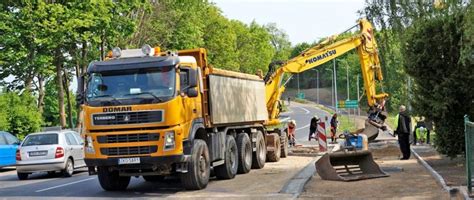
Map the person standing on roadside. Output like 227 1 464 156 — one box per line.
330 114 338 143
395 105 411 160
309 115 320 141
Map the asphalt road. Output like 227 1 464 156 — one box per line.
282 101 332 146
0 103 324 200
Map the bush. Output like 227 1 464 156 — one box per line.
0 92 42 138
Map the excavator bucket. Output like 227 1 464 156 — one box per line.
315 150 389 181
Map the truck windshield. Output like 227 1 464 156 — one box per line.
86 66 176 106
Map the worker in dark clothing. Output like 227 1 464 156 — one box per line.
309 115 320 141
330 114 338 143
395 105 411 160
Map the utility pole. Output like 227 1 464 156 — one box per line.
346 62 349 100
333 59 338 113
317 70 320 104
407 76 412 112
297 73 300 96
357 75 360 116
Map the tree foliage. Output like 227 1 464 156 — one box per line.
0 92 42 138
361 0 473 157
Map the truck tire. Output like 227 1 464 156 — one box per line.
280 131 289 158
180 139 210 190
236 133 252 174
215 135 238 179
17 172 28 180
143 175 165 182
266 133 281 162
251 130 266 169
98 166 130 191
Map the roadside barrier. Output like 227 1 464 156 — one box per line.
464 115 474 193
318 122 327 152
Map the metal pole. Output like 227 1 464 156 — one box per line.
331 69 334 108
346 62 349 100
297 73 300 96
317 70 320 104
407 77 412 112
357 75 360 116
333 59 338 113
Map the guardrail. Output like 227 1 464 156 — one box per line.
465 115 474 193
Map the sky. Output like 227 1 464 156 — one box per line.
211 0 367 45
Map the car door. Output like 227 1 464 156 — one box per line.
3 132 19 166
0 133 10 166
71 132 85 167
65 132 84 168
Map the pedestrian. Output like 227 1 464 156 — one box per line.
287 97 291 106
330 114 338 143
309 115 320 141
287 120 296 146
395 105 411 160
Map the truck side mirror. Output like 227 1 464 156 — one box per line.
187 87 198 97
76 75 85 106
189 68 197 88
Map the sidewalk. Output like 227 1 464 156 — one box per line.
411 144 470 199
299 141 450 199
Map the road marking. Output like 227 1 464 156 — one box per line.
35 177 95 193
296 106 310 114
296 124 309 131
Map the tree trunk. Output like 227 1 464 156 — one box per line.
55 50 66 128
63 70 73 129
37 75 45 114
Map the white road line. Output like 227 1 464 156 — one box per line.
35 177 95 193
296 124 310 131
296 106 310 114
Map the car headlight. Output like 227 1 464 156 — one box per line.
85 135 95 153
164 131 175 150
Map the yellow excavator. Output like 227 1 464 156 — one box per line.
263 18 390 181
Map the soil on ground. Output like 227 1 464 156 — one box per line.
412 145 466 187
299 142 450 199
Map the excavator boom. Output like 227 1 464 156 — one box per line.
264 19 390 182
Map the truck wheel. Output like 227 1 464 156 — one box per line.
236 133 252 174
266 133 281 162
62 158 74 177
143 175 165 182
251 130 266 169
98 167 130 191
281 131 289 158
17 172 28 180
215 135 238 179
180 139 210 190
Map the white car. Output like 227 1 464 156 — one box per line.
16 130 86 180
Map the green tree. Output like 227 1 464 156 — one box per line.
0 92 42 138
265 23 291 62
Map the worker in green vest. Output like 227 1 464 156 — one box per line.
415 126 428 145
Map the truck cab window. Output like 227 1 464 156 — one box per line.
180 68 190 90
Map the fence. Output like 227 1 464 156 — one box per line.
465 115 474 193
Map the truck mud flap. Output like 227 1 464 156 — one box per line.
315 150 389 181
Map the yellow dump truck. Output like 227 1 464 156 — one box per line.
77 46 288 191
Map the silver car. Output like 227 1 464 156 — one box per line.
16 130 85 180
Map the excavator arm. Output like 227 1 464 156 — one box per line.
265 19 388 125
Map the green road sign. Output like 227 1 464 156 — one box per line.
296 92 305 99
337 100 358 108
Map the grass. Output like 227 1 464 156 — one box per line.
293 98 309 104
338 114 357 132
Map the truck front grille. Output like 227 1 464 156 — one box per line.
97 133 159 144
92 110 163 126
100 146 158 156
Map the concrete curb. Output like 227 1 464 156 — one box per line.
279 156 319 199
411 147 471 199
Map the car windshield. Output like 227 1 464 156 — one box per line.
86 66 176 106
22 134 58 146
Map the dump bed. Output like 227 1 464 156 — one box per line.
208 68 268 125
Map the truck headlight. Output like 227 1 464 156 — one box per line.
85 135 95 153
164 131 175 150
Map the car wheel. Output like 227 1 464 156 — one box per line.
17 172 28 180
63 158 74 177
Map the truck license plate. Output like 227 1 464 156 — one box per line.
118 157 140 165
